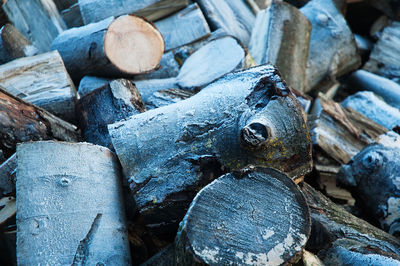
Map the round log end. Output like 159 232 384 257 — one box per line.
104 15 164 75
240 122 272 147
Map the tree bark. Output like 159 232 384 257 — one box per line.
77 76 110 97
134 51 181 80
2 0 66 52
0 51 77 122
0 87 80 157
51 15 165 80
175 168 310 265
249 1 311 92
16 141 131 265
108 65 312 234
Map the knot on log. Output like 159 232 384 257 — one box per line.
240 122 271 147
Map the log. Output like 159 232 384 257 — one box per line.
196 0 255 45
61 3 84 28
108 65 312 233
0 24 38 65
2 0 66 52
134 51 181 80
338 144 400 236
0 87 80 158
342 91 400 129
53 0 77 12
78 0 189 24
0 196 15 226
249 1 311 92
155 3 210 51
0 154 16 196
77 76 110 97
175 168 310 265
51 15 165 80
16 141 131 265
76 79 146 150
354 34 373 55
300 182 400 263
368 0 400 21
300 0 361 92
0 51 77 122
140 244 175 266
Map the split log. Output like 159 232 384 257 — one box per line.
300 0 360 92
338 144 400 236
108 65 312 233
76 79 146 150
51 15 165 80
2 0 66 52
16 141 131 265
354 34 373 55
77 76 110 97
78 0 189 24
249 1 311 92
196 0 255 45
155 3 210 51
175 168 310 265
0 154 16 196
300 182 400 263
309 93 388 164
342 91 400 129
348 70 400 109
61 3 84 28
0 87 80 158
0 24 38 65
0 51 77 122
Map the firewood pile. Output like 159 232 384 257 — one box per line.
1 0 400 265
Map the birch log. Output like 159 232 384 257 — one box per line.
249 1 311 92
0 51 77 122
0 24 38 65
78 0 189 24
108 65 312 233
175 168 310 265
16 141 131 265
51 15 165 80
2 0 66 52
0 87 80 158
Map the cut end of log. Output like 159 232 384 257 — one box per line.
104 15 164 74
240 121 271 147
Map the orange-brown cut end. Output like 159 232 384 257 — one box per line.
104 15 165 74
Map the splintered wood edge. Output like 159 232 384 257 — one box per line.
104 15 165 74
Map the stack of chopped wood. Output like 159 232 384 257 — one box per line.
1 0 400 265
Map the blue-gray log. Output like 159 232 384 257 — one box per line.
108 65 312 234
0 154 16 196
76 79 145 151
77 76 110 97
301 182 400 263
338 144 400 236
51 15 165 80
300 0 360 92
175 168 310 265
16 141 131 265
249 1 311 92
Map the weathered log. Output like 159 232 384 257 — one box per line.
0 24 38 65
196 0 255 45
53 0 77 12
309 93 388 164
78 0 189 24
61 3 84 28
77 79 146 150
135 51 181 80
0 51 77 122
0 87 80 158
0 154 16 196
144 88 194 110
51 15 165 80
155 3 210 51
354 34 373 56
77 76 110 97
300 0 361 92
16 141 131 265
249 1 311 92
2 0 66 52
342 91 400 129
300 182 400 263
140 244 175 266
108 65 312 233
175 168 310 265
0 196 15 226
338 144 400 236
370 15 390 40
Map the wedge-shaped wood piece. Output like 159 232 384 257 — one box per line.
77 79 146 150
2 0 66 52
175 168 310 265
0 24 38 65
301 0 360 92
78 0 189 24
155 3 210 51
51 15 165 80
0 51 77 122
249 1 311 92
16 141 131 265
109 65 312 232
0 87 80 157
0 154 16 196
